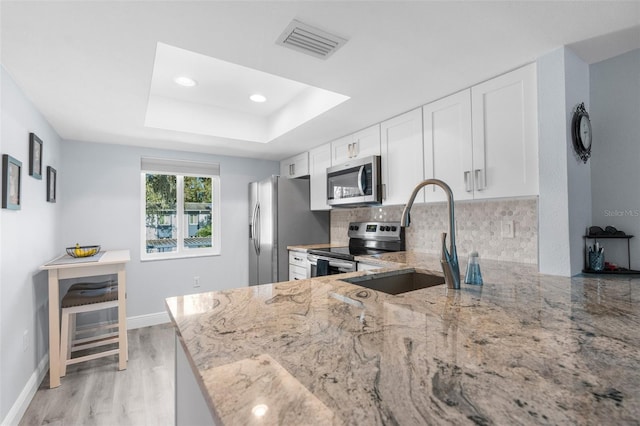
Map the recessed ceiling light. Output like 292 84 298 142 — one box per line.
250 94 267 103
174 76 197 87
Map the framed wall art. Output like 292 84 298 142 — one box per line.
47 166 57 203
29 132 43 179
2 154 22 210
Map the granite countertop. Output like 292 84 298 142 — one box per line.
166 252 640 425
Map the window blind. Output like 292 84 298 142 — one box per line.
140 157 220 176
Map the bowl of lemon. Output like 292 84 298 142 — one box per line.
66 244 101 258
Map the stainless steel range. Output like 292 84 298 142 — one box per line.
307 221 405 277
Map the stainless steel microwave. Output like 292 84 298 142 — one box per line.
327 155 382 207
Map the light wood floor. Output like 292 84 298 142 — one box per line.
20 324 175 426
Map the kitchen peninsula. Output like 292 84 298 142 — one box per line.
166 252 640 425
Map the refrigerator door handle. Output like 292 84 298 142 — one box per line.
255 204 261 255
250 203 258 241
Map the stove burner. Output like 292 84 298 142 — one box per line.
308 221 405 261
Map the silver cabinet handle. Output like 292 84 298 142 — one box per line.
474 169 485 191
464 171 473 192
293 256 303 262
348 143 353 158
292 163 295 176
353 141 359 157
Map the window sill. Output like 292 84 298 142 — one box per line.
141 250 221 262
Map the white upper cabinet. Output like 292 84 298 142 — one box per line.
423 64 539 202
381 108 424 205
308 143 332 211
423 89 474 202
470 63 539 199
331 124 381 165
280 152 309 179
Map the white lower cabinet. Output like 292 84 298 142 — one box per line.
288 251 309 280
380 108 425 205
308 143 332 211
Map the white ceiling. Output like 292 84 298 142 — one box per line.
1 1 639 161
144 42 349 143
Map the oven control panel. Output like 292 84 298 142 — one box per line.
347 222 402 240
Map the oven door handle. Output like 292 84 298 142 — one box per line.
330 261 355 269
307 255 354 271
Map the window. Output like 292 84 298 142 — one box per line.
141 158 220 260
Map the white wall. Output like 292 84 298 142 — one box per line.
1 67 62 424
590 49 640 270
60 140 278 321
564 49 591 275
537 47 591 276
537 48 572 276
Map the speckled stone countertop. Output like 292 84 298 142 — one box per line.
166 252 640 425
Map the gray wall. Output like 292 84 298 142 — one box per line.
60 140 279 320
590 48 640 270
0 67 62 423
0 64 278 422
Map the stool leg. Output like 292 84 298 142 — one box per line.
117 268 127 370
60 309 70 377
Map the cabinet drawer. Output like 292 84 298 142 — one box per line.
289 251 308 268
289 264 307 281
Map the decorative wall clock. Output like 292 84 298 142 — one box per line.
571 102 592 163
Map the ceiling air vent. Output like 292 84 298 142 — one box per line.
276 19 347 60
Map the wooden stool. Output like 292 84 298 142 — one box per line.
59 282 127 376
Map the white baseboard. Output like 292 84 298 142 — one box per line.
127 311 170 329
1 354 49 426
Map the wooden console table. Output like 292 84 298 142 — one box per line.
40 249 130 388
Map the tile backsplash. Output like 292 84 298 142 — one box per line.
330 198 538 264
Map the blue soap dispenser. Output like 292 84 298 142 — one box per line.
464 251 483 285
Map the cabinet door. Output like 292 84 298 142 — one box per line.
330 134 352 165
381 108 424 205
309 144 332 210
331 124 381 165
423 90 473 202
352 124 381 159
280 152 309 178
289 264 307 281
471 63 538 199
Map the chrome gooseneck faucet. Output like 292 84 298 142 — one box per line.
400 179 460 289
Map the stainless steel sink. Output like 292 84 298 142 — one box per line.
340 269 444 295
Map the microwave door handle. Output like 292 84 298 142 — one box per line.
357 165 366 196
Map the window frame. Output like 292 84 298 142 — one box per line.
140 160 221 261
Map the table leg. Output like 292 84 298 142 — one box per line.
48 270 61 388
117 266 127 370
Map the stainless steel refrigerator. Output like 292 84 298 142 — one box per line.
249 176 329 285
